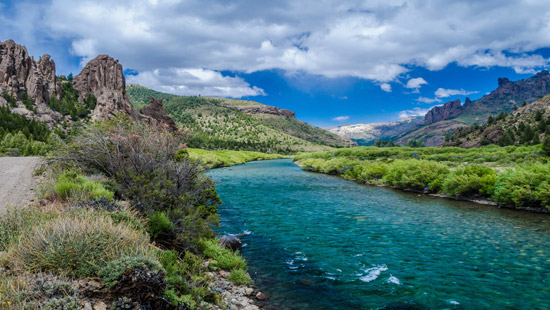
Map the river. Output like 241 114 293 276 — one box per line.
207 159 550 309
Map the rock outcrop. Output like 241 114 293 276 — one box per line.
0 40 65 127
140 96 179 132
73 55 138 121
233 105 295 118
0 40 61 104
424 99 462 124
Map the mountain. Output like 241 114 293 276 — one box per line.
444 94 550 148
396 71 550 146
127 85 353 153
326 71 550 147
327 116 423 145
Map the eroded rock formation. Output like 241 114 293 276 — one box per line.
140 96 179 132
73 55 138 121
233 105 295 118
424 99 462 125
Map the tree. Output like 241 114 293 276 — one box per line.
543 135 550 156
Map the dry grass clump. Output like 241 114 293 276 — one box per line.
14 212 153 278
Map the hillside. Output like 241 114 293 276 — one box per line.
445 94 550 148
327 116 423 145
127 85 352 153
395 71 550 146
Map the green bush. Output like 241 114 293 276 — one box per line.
15 214 152 277
148 212 174 239
199 239 246 270
442 166 497 198
383 160 449 192
346 161 389 183
99 256 163 288
493 165 550 209
227 269 252 285
159 250 217 308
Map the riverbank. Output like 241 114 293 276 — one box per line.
186 148 288 169
294 145 550 213
0 120 265 309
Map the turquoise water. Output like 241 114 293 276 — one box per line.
207 159 550 309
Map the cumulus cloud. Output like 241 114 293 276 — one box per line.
398 107 432 119
435 88 479 98
127 68 266 98
405 77 428 89
3 0 550 93
332 116 350 122
416 97 443 104
380 83 392 92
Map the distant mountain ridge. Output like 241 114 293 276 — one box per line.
327 116 423 145
329 70 550 146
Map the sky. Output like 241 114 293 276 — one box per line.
1 0 550 127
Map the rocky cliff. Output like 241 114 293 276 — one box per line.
232 105 295 118
0 40 61 104
140 96 179 132
0 40 64 126
73 55 138 121
424 99 462 124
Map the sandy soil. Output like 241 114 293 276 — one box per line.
0 157 42 212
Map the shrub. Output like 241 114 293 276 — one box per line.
441 166 497 198
227 269 252 285
347 161 389 183
199 239 246 270
55 118 221 252
383 160 449 192
493 165 550 209
15 214 152 277
99 256 164 289
159 250 216 308
148 212 175 239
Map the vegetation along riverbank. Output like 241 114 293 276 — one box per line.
0 118 265 309
294 145 550 213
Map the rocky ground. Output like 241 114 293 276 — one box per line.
206 259 267 310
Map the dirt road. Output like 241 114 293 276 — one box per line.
0 157 42 211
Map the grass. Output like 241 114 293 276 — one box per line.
14 211 153 277
199 239 247 270
228 269 252 285
186 148 288 168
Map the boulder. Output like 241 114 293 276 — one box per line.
219 234 242 250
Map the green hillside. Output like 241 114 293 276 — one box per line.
126 85 348 153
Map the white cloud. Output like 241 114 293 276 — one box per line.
127 68 266 98
405 77 427 89
380 83 392 92
332 115 350 122
435 88 478 98
416 97 443 104
398 107 432 119
3 0 550 88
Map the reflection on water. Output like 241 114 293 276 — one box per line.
208 159 550 310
